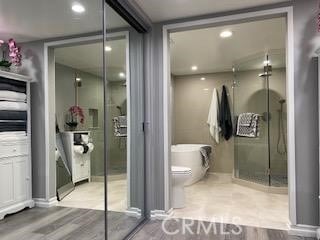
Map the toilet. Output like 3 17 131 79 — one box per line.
171 166 192 209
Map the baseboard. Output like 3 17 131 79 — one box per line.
207 172 232 176
125 207 142 218
33 197 58 208
232 176 288 194
150 208 173 220
91 174 126 182
91 176 104 182
288 224 318 238
0 200 34 220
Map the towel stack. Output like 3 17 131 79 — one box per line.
113 115 127 137
236 113 259 138
0 77 27 136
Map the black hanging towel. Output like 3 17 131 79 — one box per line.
219 85 233 140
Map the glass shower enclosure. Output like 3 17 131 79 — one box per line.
233 51 287 187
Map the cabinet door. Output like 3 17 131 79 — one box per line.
13 156 28 202
0 159 14 208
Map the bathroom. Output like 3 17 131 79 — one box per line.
54 38 128 212
169 17 289 229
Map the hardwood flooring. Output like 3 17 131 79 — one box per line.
0 207 316 240
0 207 140 240
131 219 316 240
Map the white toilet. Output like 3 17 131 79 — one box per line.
171 166 192 209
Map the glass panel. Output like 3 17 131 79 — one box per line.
268 52 288 187
2 0 106 237
104 3 145 240
233 54 269 185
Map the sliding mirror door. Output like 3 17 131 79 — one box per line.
104 2 146 239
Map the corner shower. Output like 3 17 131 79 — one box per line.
233 51 287 188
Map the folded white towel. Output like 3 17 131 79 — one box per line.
0 90 26 102
0 131 26 136
0 101 28 111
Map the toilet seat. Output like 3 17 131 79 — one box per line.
172 166 192 175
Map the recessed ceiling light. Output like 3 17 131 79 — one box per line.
203 88 209 91
105 46 112 52
201 77 206 81
119 72 126 78
220 30 233 38
72 3 85 13
191 65 198 71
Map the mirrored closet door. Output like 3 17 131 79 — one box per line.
104 2 146 239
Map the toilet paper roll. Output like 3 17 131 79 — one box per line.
74 145 84 154
87 143 94 153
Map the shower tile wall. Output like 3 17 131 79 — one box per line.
106 82 127 175
55 64 127 177
173 72 234 173
172 68 286 176
55 63 104 176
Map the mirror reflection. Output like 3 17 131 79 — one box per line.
0 1 145 239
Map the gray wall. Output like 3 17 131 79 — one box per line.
144 1 319 226
144 24 166 213
19 42 46 199
293 0 319 226
172 72 235 173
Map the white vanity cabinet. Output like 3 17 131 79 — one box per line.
0 71 34 220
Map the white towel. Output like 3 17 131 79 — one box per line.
0 101 28 111
0 131 26 136
0 90 26 102
207 88 220 144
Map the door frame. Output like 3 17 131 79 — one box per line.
162 6 296 225
43 31 131 207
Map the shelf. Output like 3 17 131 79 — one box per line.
0 70 32 83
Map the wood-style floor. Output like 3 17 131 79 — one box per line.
0 207 316 240
131 219 316 240
0 207 140 240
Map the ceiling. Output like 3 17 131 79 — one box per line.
0 0 129 43
170 17 286 75
132 0 291 22
55 39 126 81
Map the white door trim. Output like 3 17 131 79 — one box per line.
162 6 296 225
44 31 131 205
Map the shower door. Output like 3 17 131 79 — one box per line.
268 52 287 187
234 52 287 187
233 54 270 185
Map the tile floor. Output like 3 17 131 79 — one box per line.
57 176 127 212
172 173 289 230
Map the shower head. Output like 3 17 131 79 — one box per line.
279 99 286 104
259 72 272 77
